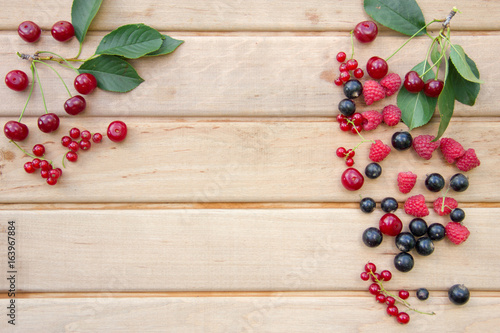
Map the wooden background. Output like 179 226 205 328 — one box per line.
1 0 500 331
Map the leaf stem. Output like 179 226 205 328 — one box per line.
74 42 83 59
33 60 72 98
10 140 53 165
32 63 49 115
18 63 36 122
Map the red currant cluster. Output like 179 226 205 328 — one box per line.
334 52 363 86
336 113 363 134
335 146 355 167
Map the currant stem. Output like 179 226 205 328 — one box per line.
32 63 49 115
33 60 72 98
18 64 36 122
10 140 53 165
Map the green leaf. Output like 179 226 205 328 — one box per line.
397 61 437 130
449 53 481 106
430 42 441 66
78 55 144 92
71 0 103 44
436 56 454 140
95 24 163 59
146 35 184 57
449 44 484 84
364 0 426 36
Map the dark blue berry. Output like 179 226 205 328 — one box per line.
365 162 382 179
362 227 383 247
343 79 363 99
360 197 376 213
394 252 414 272
427 223 446 241
338 99 356 116
391 131 413 151
450 173 469 192
448 284 470 305
409 218 428 237
415 237 434 256
450 208 465 222
381 197 398 213
425 173 445 192
416 288 429 301
395 232 416 252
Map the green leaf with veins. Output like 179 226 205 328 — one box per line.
436 54 454 140
146 35 184 57
449 53 481 106
363 0 426 36
449 44 484 84
71 0 103 44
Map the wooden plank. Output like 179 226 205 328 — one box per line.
1 118 498 203
1 294 499 332
1 208 498 292
0 1 498 31
0 33 497 117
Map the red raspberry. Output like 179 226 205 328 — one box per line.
434 197 458 216
440 138 465 164
363 80 385 106
397 171 417 194
445 222 470 245
455 148 480 172
413 135 440 160
369 140 391 162
404 194 429 217
361 110 383 131
380 73 402 96
382 104 401 126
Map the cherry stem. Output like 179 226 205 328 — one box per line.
33 60 72 98
385 19 441 62
32 63 49 115
442 7 459 29
349 30 355 59
35 51 80 73
74 42 83 59
18 63 36 122
10 140 53 165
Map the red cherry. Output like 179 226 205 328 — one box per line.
353 21 378 43
379 213 403 236
18 21 41 43
403 71 425 93
51 21 75 42
423 79 444 98
74 73 98 95
107 121 128 142
341 168 364 191
4 121 29 141
64 95 86 115
37 113 60 133
366 56 388 80
5 70 29 91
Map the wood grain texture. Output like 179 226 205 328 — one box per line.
1 33 497 117
1 295 499 332
1 208 498 292
1 118 497 203
0 0 498 31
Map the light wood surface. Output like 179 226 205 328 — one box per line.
1 0 499 332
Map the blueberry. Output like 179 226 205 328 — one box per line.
343 79 363 99
450 173 469 192
425 173 445 192
415 237 435 256
448 284 470 305
395 232 416 252
365 163 382 179
409 218 428 237
338 99 356 116
362 227 383 247
391 131 413 151
427 223 446 241
360 197 376 213
416 288 430 301
450 208 465 222
381 197 398 213
394 252 414 272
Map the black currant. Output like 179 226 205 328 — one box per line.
416 288 430 301
395 232 416 252
365 162 382 179
338 98 356 117
381 197 398 213
394 252 414 272
450 208 465 222
409 218 428 237
425 173 445 192
448 284 470 305
360 197 376 213
450 173 469 192
343 79 363 99
427 223 446 241
415 237 435 256
391 131 413 151
362 227 383 247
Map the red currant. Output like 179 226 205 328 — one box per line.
4 121 29 141
74 73 98 95
366 56 388 80
376 294 386 303
345 158 354 167
336 147 347 158
24 162 35 173
397 312 410 324
38 113 60 133
339 63 347 72
64 95 86 115
5 70 29 91
353 68 364 79
41 170 50 179
346 149 355 158
81 130 91 141
79 140 91 151
371 272 382 282
346 59 358 71
32 158 41 169
403 71 424 93
339 71 350 82
336 52 347 63
336 114 346 123
360 272 370 281
341 167 364 191
61 136 72 147
399 290 410 300
107 121 128 142
51 21 75 42
32 144 45 157
49 168 61 179
350 124 362 135
334 78 343 86
66 151 78 162
68 141 80 152
18 21 42 43
339 122 351 132
423 79 444 98
380 270 392 282
92 133 103 143
385 296 396 306
40 160 51 171
69 128 80 139
387 305 399 316
353 21 378 43
368 283 381 295
46 177 58 186
351 113 364 126
365 263 376 273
